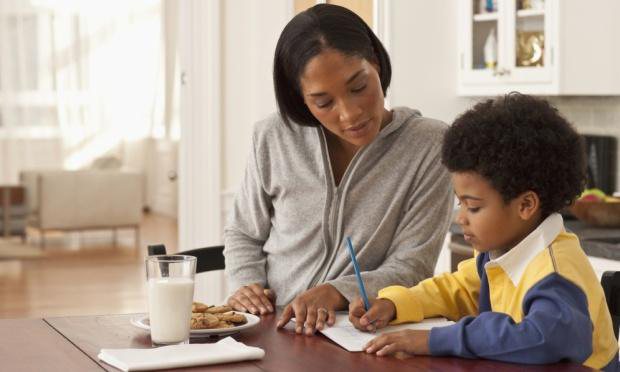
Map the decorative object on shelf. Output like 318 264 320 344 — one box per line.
484 28 497 69
479 0 497 14
530 0 545 10
516 31 544 67
519 0 545 10
519 0 531 10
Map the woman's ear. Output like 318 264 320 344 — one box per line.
517 191 540 220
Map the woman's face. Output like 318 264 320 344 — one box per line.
299 49 389 149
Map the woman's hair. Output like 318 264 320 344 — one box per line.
273 4 391 127
442 92 587 217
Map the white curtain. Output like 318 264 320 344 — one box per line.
0 0 166 183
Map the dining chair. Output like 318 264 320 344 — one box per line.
601 271 620 340
147 244 225 273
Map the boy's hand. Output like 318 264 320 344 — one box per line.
364 329 430 356
348 297 396 332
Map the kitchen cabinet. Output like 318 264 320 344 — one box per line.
457 0 620 96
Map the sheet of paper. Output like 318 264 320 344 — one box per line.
319 313 454 352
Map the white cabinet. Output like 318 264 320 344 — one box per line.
457 0 620 96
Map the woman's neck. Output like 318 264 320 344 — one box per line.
326 131 358 161
380 108 393 130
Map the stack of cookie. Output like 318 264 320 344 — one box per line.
191 302 247 329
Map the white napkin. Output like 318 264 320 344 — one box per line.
97 337 265 371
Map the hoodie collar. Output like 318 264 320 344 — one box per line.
376 106 421 138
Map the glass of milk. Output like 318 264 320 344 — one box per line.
146 255 196 346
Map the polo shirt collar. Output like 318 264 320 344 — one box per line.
485 213 564 286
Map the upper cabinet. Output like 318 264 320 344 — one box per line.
457 0 620 96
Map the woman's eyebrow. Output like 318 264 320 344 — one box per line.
345 69 364 84
306 69 365 97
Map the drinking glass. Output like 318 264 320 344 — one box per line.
146 255 196 346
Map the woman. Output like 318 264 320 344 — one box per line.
224 4 452 336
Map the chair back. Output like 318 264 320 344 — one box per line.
601 271 620 340
147 244 225 273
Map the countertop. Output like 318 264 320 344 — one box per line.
449 218 620 261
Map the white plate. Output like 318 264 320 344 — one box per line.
130 313 260 337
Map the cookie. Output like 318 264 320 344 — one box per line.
191 312 219 329
206 305 233 314
216 311 247 324
192 302 209 313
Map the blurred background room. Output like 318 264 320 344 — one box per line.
2 0 620 320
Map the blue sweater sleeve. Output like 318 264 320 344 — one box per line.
428 273 593 364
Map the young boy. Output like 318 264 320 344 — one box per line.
349 93 619 370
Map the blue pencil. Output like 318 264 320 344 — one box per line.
345 236 371 311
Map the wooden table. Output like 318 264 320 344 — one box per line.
0 310 593 372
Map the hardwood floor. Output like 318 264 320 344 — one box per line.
0 213 178 319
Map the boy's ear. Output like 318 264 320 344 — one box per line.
517 191 540 220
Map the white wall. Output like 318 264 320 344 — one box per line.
222 0 292 193
178 0 291 305
387 1 474 124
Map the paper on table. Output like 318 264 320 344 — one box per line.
98 336 264 371
319 313 454 352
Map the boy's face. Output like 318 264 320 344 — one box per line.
452 171 538 253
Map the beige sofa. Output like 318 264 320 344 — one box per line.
20 170 143 248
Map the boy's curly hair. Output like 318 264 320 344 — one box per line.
442 92 587 217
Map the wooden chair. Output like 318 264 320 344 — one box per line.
601 271 620 340
147 244 225 273
0 186 27 240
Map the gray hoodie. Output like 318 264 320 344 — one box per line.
224 107 453 305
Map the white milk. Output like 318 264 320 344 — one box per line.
148 277 194 344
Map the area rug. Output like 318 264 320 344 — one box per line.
0 239 44 259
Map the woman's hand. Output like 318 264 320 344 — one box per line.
364 329 430 356
227 283 276 315
349 297 396 332
276 283 347 335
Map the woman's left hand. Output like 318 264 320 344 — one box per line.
276 283 347 335
364 329 430 356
